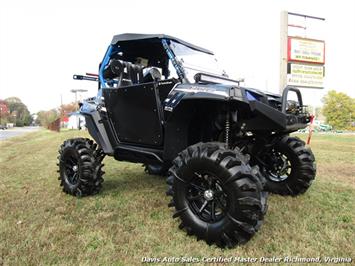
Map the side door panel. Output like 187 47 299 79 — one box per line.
103 83 163 146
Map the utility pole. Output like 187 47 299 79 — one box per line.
279 11 288 93
70 89 88 109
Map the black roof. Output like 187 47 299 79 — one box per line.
111 33 214 55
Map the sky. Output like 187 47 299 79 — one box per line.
0 0 354 113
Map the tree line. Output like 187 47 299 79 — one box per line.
321 90 355 130
0 97 77 127
1 92 354 130
0 97 32 126
36 102 77 127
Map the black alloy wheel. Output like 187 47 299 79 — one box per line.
167 142 268 248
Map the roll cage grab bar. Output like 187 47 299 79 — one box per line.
99 45 118 88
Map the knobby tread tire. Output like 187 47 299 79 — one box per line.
57 138 105 196
264 136 316 196
166 142 268 248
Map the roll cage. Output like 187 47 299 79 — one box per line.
98 34 215 89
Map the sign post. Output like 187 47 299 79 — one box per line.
279 11 325 93
279 11 289 93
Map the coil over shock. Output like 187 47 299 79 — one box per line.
225 111 230 148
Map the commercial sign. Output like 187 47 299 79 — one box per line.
287 63 324 88
288 37 325 64
280 12 325 90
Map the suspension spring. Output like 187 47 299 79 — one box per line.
225 111 230 148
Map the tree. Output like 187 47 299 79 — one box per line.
36 109 59 127
4 97 33 126
322 90 355 130
0 100 10 125
59 102 78 118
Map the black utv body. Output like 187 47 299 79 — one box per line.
58 34 316 248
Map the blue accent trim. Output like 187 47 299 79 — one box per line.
246 91 257 101
99 45 113 87
162 40 174 60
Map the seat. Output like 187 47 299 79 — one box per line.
104 59 144 87
126 62 144 84
143 67 162 83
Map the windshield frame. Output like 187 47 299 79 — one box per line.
167 40 226 82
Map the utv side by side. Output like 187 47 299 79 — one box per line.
58 34 316 248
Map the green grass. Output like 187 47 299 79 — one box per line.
0 130 354 265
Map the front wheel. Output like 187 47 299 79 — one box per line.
260 136 316 196
57 138 105 196
167 142 267 248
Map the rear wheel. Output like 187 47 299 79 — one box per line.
57 138 105 196
167 142 267 248
260 136 316 196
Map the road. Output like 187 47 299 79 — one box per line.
0 126 41 141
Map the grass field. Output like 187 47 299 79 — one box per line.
0 130 354 265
